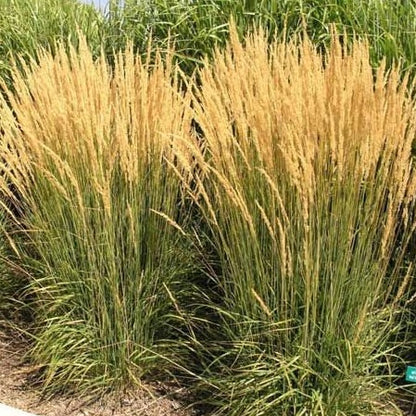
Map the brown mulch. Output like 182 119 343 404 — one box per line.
0 324 198 416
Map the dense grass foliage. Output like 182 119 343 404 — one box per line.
0 40 197 394
184 27 416 415
1 0 415 87
105 0 416 77
0 0 103 90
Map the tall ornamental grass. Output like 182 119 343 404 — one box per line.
0 40 196 394
186 27 416 415
0 0 104 325
105 0 416 78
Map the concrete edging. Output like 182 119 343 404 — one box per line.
0 403 38 416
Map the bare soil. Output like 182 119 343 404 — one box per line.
0 324 197 416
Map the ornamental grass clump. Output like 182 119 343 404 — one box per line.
0 39 196 394
187 26 416 415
